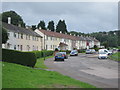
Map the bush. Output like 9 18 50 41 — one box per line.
78 49 85 53
30 50 54 58
2 49 36 67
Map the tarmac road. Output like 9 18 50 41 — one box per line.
44 53 119 88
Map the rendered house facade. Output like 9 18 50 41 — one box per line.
2 22 43 51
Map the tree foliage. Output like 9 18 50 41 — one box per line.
37 20 46 30
2 27 9 44
56 20 67 33
2 10 25 27
31 25 36 31
47 21 55 31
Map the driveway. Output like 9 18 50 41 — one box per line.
44 53 119 88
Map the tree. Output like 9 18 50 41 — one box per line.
2 27 9 44
102 41 109 48
31 25 36 31
2 10 25 27
56 20 67 33
37 20 46 30
47 21 55 31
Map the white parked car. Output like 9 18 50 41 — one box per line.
70 50 78 56
98 52 108 59
98 49 112 55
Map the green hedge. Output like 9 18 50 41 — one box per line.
29 50 54 59
78 49 86 53
2 49 36 67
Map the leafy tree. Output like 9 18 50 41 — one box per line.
102 41 109 48
69 31 79 36
2 10 25 27
2 27 9 44
31 25 36 31
37 20 46 30
56 20 67 33
47 21 55 31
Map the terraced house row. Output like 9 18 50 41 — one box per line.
2 21 100 51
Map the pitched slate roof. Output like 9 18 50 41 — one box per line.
2 22 42 37
39 29 80 40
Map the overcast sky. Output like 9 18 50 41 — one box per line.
2 2 118 33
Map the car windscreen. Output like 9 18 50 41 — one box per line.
99 52 106 54
55 53 62 56
60 52 66 54
86 49 91 51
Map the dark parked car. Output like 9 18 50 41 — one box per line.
54 52 64 61
60 52 68 59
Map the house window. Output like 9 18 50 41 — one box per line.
20 45 23 51
21 34 23 39
18 33 20 39
8 32 10 37
18 45 19 50
14 33 16 38
46 45 48 50
33 45 35 51
51 45 52 49
53 45 54 50
14 45 16 50
37 46 38 50
29 35 30 40
46 36 48 40
7 43 11 49
26 35 27 40
32 36 34 40
27 45 30 51
37 37 38 41
51 37 52 40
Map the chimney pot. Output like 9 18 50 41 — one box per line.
8 17 11 24
39 27 41 29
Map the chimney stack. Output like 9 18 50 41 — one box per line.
18 24 21 27
39 27 41 29
8 17 11 24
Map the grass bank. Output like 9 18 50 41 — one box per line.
2 61 98 88
109 52 120 61
35 56 53 69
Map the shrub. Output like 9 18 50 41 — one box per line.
78 49 86 53
59 50 71 54
2 49 36 67
29 50 54 58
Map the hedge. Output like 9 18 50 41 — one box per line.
29 50 54 59
78 49 86 53
2 49 36 67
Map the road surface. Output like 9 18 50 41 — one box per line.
44 53 119 88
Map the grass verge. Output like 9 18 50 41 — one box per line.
2 61 98 88
35 56 53 69
109 52 120 61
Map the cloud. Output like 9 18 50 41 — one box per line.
2 2 118 33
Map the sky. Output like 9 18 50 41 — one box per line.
2 2 118 33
